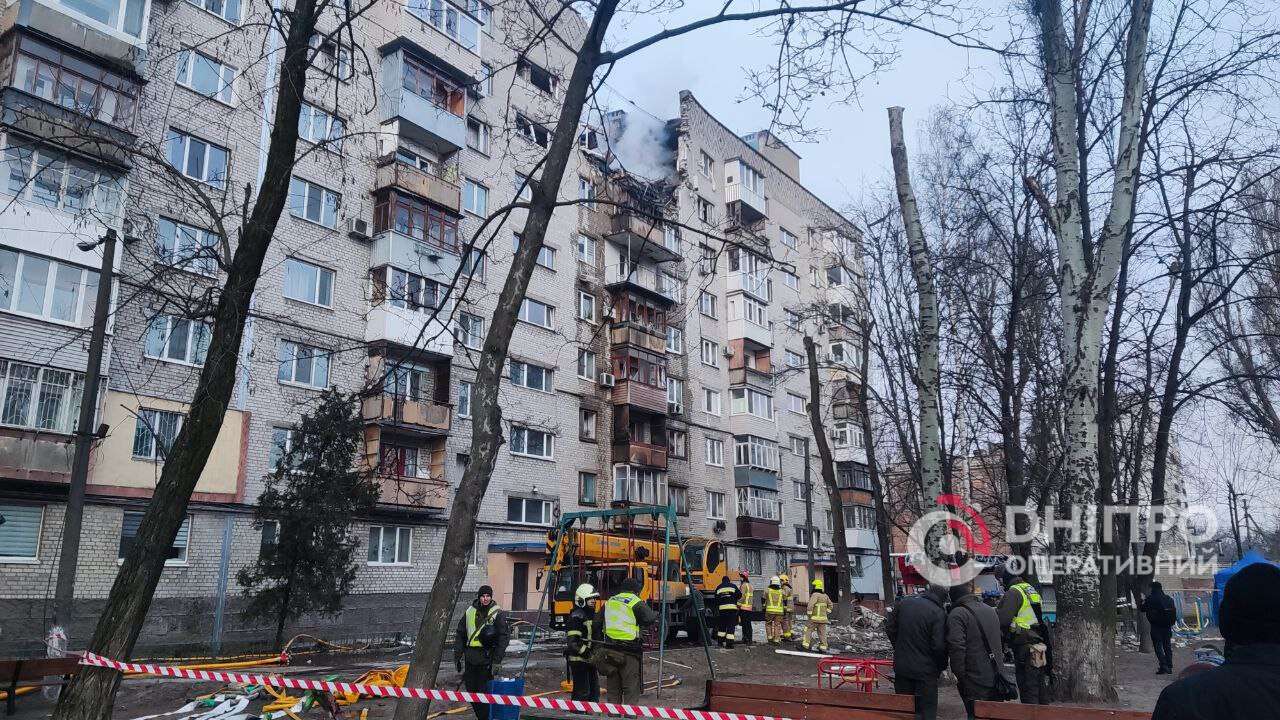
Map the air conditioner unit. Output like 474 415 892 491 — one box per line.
598 373 616 388
722 345 735 359
347 217 371 240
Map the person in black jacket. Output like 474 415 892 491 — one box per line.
1152 562 1280 720
885 584 949 720
1141 581 1178 674
714 575 741 649
566 583 601 701
947 582 1006 719
454 586 510 720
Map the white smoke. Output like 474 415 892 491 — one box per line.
602 110 675 182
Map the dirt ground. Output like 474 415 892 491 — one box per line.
10 629 1205 719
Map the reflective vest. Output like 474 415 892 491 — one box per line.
1009 582 1041 631
810 592 831 623
716 584 739 611
465 604 501 647
738 582 754 611
566 611 594 662
765 587 785 614
782 585 794 612
604 592 642 641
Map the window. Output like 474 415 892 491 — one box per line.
259 520 279 552
666 377 684 414
810 266 821 286
666 326 684 354
513 173 533 201
368 525 412 564
698 151 714 178
576 234 597 265
743 548 762 575
120 512 189 562
288 177 339 227
785 350 804 368
309 33 353 80
0 361 86 434
457 381 471 417
277 340 330 388
697 196 714 224
458 312 484 349
782 270 799 290
145 314 211 365
578 472 598 506
671 486 689 516
577 349 596 380
844 504 877 530
706 491 725 520
577 291 596 322
267 427 297 470
667 429 687 459
705 437 723 467
13 36 139 127
283 258 334 307
827 265 854 288
516 58 558 95
579 408 597 441
795 526 820 548
375 191 459 251
698 291 717 318
377 267 440 312
510 425 554 459
513 233 556 269
730 388 773 420
830 341 851 365
734 435 779 471
793 480 810 501
518 299 555 329
787 393 806 415
156 218 218 276
462 250 486 281
3 138 123 216
702 388 721 416
0 503 43 561
0 249 100 325
508 360 552 392
187 0 239 22
786 310 802 329
380 443 429 478
515 113 551 148
834 422 865 449
789 436 806 455
175 49 235 103
507 496 553 525
780 229 797 250
57 0 147 37
165 129 228 188
578 176 596 208
466 117 490 153
700 339 720 367
738 487 782 521
458 178 489 216
612 466 667 506
131 409 182 461
700 244 716 275
478 62 493 95
737 161 763 194
405 0 481 51
659 272 681 302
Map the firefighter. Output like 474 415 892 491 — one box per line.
803 579 832 653
764 576 786 644
594 578 657 704
715 574 741 648
780 574 795 641
737 570 755 645
566 583 600 701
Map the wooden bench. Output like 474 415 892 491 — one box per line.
706 680 915 720
0 657 82 715
974 701 1151 720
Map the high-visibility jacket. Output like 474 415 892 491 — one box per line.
809 592 832 623
465 604 501 647
1009 582 1041 631
738 581 754 611
782 585 794 612
765 587 785 614
604 592 643 641
716 583 740 611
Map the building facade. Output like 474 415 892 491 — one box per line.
0 0 875 655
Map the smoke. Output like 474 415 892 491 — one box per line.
602 110 675 182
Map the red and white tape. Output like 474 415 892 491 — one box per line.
80 652 794 720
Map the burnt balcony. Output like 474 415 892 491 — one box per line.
605 263 676 305
725 178 767 225
375 473 449 509
611 380 668 415
375 157 461 214
736 494 782 541
610 323 667 354
728 366 773 391
607 210 681 263
362 394 452 435
613 439 668 470
363 427 448 510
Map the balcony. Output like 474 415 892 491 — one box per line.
605 263 675 305
610 324 666 354
365 302 454 357
0 429 73 484
375 473 449 510
736 495 782 541
382 50 468 153
607 211 681 263
727 271 771 303
361 394 452 435
725 181 767 225
727 315 773 349
613 440 668 470
611 380 668 415
728 366 773 391
375 158 461 214
10 0 149 70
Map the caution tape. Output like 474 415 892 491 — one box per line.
80 652 794 720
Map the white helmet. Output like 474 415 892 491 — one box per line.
574 583 600 607
770 575 781 586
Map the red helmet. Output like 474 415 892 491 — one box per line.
738 569 749 580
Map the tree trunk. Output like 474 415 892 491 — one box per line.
856 320 896 601
274 581 293 653
804 335 854 621
391 5 619 718
53 5 319 717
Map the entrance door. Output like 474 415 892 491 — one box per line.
823 568 840 604
512 562 529 611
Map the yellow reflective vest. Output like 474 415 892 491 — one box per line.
604 592 642 641
765 587 785 614
1010 582 1041 631
809 592 831 623
738 581 754 611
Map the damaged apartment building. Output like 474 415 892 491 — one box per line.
0 0 877 654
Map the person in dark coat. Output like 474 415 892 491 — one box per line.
947 582 1007 719
454 585 510 720
996 569 1050 704
1152 562 1280 720
1141 581 1178 674
884 584 949 720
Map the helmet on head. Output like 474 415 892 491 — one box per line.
739 569 749 580
575 583 599 607
780 574 790 584
770 575 781 586
812 579 825 592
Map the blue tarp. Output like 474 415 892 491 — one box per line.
1211 549 1278 624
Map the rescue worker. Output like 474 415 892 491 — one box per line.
803 578 833 653
594 578 657 704
737 570 755 645
780 574 795 641
715 574 741 649
454 585 510 720
566 583 600 702
764 576 786 644
997 569 1050 705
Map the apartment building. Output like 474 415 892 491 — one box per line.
0 0 876 655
